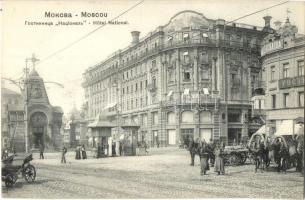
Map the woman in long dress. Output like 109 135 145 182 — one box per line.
81 145 87 159
75 146 81 160
214 142 225 175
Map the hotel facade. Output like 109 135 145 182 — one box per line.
82 11 272 147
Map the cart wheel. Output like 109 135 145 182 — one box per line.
24 164 36 182
229 154 239 165
5 174 17 187
240 152 247 164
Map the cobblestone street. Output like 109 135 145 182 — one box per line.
2 147 304 199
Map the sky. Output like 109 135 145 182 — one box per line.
1 0 304 116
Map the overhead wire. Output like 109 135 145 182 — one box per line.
33 0 145 68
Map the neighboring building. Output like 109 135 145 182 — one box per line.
1 87 25 151
260 17 304 135
63 121 71 147
63 107 88 148
82 11 271 147
1 68 64 152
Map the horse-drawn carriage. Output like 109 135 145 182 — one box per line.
247 119 304 172
2 153 36 187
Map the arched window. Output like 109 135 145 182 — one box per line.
167 112 176 124
181 111 194 123
200 111 212 123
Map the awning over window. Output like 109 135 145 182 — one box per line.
274 120 303 136
167 36 173 41
203 88 209 95
183 88 190 95
167 90 173 97
105 102 117 109
183 33 189 38
183 51 189 56
202 33 209 38
87 113 116 128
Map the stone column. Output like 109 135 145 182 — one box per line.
217 50 224 99
175 109 181 145
193 48 198 91
194 110 200 140
176 50 181 104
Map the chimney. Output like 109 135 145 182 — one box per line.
263 15 272 28
131 31 140 44
274 20 282 30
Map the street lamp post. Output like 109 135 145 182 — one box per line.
24 59 29 153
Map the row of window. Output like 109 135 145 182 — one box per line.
271 91 304 109
122 80 149 95
123 110 243 127
122 96 149 111
270 60 304 81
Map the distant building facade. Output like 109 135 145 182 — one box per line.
1 88 25 152
260 17 304 135
82 11 271 146
61 107 88 148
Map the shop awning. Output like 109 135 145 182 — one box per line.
167 36 173 41
87 113 116 128
87 121 116 128
105 102 117 109
295 117 304 124
274 120 303 136
183 51 189 56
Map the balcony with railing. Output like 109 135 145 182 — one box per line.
253 80 266 90
278 76 304 89
161 93 220 108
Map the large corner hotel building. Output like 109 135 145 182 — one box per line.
82 11 278 147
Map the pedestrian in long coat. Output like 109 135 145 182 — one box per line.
75 146 81 160
81 145 87 159
39 144 44 159
119 142 123 156
214 142 225 175
61 146 67 164
188 138 196 166
199 140 209 175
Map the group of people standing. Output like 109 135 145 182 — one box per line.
249 135 304 174
75 145 87 160
189 138 225 176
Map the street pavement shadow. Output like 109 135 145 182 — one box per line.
2 179 53 193
2 182 23 193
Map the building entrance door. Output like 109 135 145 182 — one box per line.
32 127 44 148
228 128 241 145
167 129 176 145
200 128 212 142
30 112 48 149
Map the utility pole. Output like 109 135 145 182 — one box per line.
24 54 39 153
